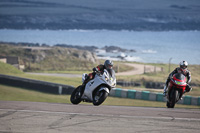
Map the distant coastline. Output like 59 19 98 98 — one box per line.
0 29 199 64
0 41 135 52
0 41 137 62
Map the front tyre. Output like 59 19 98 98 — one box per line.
167 89 178 108
70 85 83 105
93 90 108 106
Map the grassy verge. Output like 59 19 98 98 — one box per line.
116 62 200 97
28 60 134 74
0 84 199 109
0 84 70 103
1 61 200 96
0 61 23 75
0 61 199 109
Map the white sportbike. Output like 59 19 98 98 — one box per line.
70 69 116 106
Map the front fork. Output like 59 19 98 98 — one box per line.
167 88 183 102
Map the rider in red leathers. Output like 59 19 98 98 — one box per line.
163 61 192 96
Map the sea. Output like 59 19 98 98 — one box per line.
0 29 200 65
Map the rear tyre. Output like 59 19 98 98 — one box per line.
70 85 83 105
93 90 108 106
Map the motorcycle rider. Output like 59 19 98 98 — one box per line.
163 60 192 96
81 60 114 91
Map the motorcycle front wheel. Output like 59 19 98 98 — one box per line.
70 85 83 105
167 89 178 108
93 90 108 106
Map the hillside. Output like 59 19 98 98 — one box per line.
0 61 23 74
0 44 99 71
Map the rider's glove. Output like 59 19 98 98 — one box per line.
93 67 99 72
169 74 173 79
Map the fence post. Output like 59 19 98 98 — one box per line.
117 64 119 73
58 86 62 95
161 67 164 73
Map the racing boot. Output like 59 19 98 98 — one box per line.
180 97 183 100
80 83 86 94
163 85 168 97
80 74 90 93
180 85 192 101
186 84 192 93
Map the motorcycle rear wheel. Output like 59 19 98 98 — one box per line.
93 90 108 106
70 85 83 105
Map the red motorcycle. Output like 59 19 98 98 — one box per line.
166 73 187 108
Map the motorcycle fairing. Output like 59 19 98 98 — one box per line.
167 73 187 102
83 77 104 101
82 69 116 101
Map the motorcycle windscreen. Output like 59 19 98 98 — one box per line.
174 73 186 81
107 69 115 78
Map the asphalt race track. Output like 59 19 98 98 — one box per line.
0 101 200 133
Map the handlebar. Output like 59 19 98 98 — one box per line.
95 71 102 77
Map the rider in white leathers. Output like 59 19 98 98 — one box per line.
82 60 114 90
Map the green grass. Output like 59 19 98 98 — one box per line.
22 73 81 87
117 63 200 83
0 62 82 86
1 44 199 109
0 84 70 103
31 70 91 74
0 84 199 109
0 61 200 96
29 60 134 74
0 61 23 75
0 60 200 108
116 63 200 97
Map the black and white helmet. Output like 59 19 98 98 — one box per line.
180 61 188 70
104 60 113 70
